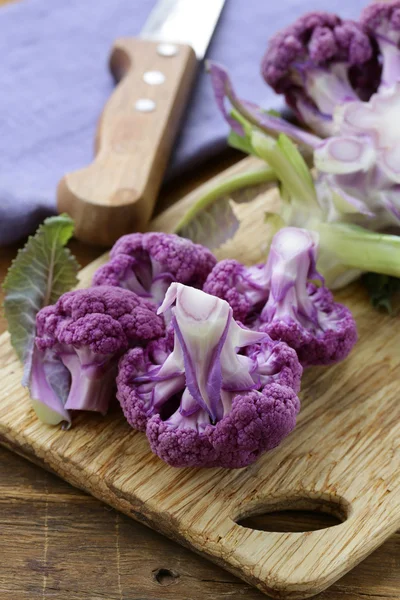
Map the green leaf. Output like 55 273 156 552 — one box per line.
3 214 80 385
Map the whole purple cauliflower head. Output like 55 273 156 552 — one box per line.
93 232 217 308
117 283 301 468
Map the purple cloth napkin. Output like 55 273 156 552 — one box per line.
0 0 367 245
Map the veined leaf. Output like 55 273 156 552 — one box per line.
3 214 80 385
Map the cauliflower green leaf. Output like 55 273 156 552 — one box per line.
3 214 80 385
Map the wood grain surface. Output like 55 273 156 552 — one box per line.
57 37 198 246
1 157 399 599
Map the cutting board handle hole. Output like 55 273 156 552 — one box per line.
235 496 349 533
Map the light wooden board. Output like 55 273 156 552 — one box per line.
0 157 399 599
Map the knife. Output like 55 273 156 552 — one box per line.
57 0 225 246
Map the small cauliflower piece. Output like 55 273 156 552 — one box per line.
205 228 357 367
261 12 375 136
33 286 165 424
117 283 301 469
260 284 357 367
93 232 217 307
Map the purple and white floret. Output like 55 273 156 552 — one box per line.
32 286 165 425
258 228 357 366
117 284 301 468
205 228 357 366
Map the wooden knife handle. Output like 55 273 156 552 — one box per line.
57 38 197 246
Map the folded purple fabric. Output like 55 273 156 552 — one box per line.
0 0 367 245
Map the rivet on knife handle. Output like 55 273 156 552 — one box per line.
57 37 197 246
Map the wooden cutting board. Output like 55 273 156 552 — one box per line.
0 157 399 599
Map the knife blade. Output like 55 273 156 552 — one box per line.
57 0 226 246
141 0 225 59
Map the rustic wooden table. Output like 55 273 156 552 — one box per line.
0 0 399 596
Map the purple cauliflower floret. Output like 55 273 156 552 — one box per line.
93 232 217 308
32 286 164 426
262 12 375 136
117 283 301 468
205 228 357 367
361 1 400 91
258 228 357 366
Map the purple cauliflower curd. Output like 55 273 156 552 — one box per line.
117 283 301 468
93 232 217 308
205 227 357 367
32 286 165 425
261 12 375 136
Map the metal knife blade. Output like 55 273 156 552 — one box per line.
141 0 225 60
